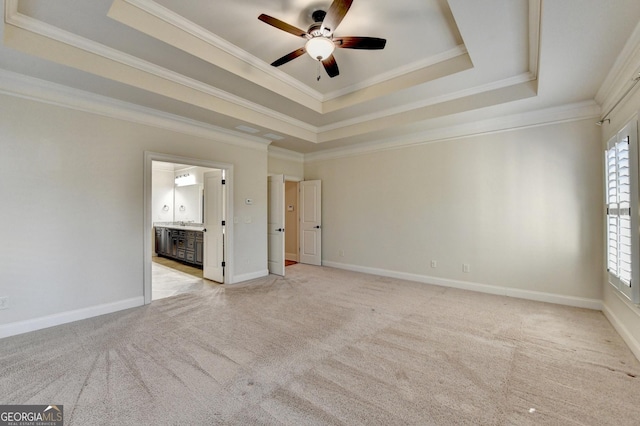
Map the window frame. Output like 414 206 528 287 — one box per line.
605 117 639 303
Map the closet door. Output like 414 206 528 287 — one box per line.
299 180 321 266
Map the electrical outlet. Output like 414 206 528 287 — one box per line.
339 250 345 257
0 297 7 310
430 260 437 268
463 264 471 273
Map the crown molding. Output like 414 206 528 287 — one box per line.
0 68 599 162
120 0 471 106
111 0 482 113
595 20 640 111
528 0 542 79
322 46 469 101
305 100 601 162
4 5 318 139
3 0 550 148
2 9 530 145
268 146 305 162
319 72 536 133
0 69 272 151
120 0 323 103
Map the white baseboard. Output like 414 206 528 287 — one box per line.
229 269 269 284
602 303 640 362
323 261 603 310
0 297 145 340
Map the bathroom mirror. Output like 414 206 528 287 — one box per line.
174 184 203 223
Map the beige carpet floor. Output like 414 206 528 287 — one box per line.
1 264 638 425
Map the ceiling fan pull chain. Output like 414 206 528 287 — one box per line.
317 61 321 81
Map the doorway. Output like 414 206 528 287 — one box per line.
285 180 299 266
267 174 321 276
144 152 234 305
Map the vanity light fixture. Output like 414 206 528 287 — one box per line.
175 173 195 187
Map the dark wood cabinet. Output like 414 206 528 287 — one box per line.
155 227 173 257
195 233 204 265
171 231 178 257
164 228 172 255
154 226 203 268
155 228 162 255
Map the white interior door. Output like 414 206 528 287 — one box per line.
300 180 322 265
204 170 224 282
268 174 285 276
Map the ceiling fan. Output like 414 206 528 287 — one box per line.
258 0 386 79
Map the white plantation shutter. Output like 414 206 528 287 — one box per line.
605 119 639 303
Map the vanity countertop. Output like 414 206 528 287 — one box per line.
154 222 205 232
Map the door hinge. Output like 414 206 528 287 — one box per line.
222 179 226 185
222 261 226 267
222 220 226 226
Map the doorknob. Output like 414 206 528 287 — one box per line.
276 228 285 232
314 225 321 229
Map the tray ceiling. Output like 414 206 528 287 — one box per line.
2 0 639 153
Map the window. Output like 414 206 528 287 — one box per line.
605 118 639 303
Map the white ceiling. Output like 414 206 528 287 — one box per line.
1 0 639 154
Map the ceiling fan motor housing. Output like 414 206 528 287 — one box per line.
307 22 328 38
311 9 327 23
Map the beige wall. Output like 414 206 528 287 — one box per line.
268 154 303 178
0 94 268 328
2 79 634 357
601 84 640 360
305 119 603 301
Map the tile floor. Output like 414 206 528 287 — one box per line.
152 257 298 300
152 257 216 300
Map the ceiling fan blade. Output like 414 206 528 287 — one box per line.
258 14 308 38
322 55 340 78
271 47 306 67
334 36 387 50
320 0 353 34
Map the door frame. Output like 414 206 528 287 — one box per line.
267 174 302 274
144 151 234 304
284 180 300 262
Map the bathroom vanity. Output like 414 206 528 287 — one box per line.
154 223 204 267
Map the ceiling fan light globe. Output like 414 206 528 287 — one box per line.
305 37 335 61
